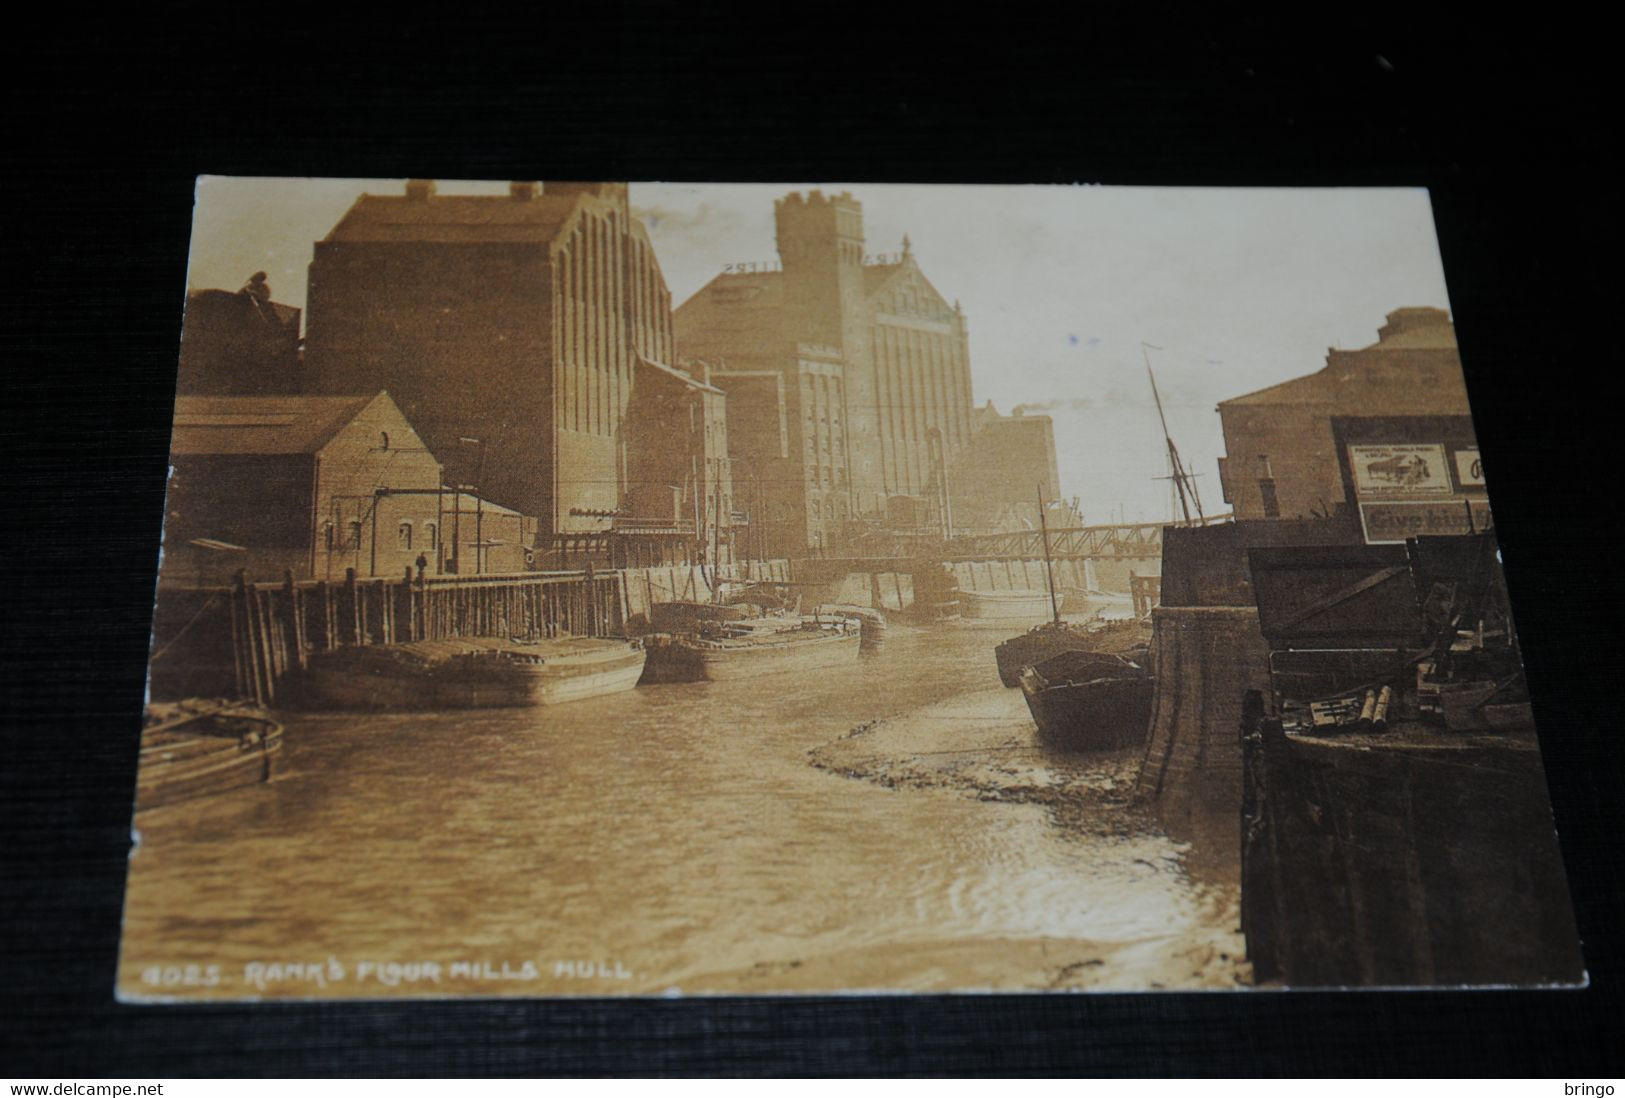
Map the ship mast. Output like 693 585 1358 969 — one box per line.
712 456 723 604
1037 483 1061 626
1143 342 1205 527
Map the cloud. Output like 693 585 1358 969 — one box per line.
1010 380 1217 418
631 202 733 234
1012 397 1096 415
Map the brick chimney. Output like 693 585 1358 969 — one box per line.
509 181 539 201
404 179 437 201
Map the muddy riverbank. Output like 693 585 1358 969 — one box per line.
809 685 1250 990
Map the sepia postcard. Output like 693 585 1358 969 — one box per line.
119 178 1585 1000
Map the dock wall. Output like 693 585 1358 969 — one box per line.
1134 605 1272 877
1090 555 1160 594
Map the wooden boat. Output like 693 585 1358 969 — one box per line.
994 618 1146 687
957 589 1056 624
303 636 646 709
993 485 1114 686
811 603 888 652
645 599 752 634
1061 587 1138 619
641 614 861 682
137 702 282 811
1019 649 1154 752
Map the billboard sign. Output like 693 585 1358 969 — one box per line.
1349 444 1453 497
1359 498 1494 544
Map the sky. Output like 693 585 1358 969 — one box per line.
186 177 1454 525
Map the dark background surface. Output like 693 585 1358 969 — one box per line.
4 8 1621 1077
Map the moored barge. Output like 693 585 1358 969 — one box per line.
641 615 861 682
303 636 646 709
1019 649 1155 751
994 617 1148 687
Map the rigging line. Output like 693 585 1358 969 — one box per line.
148 591 225 662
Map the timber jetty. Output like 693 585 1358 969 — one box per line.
150 567 629 706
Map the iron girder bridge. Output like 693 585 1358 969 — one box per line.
940 515 1233 562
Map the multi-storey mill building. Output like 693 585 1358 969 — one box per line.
303 180 731 565
674 190 975 553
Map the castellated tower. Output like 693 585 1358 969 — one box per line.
774 190 864 345
774 191 883 509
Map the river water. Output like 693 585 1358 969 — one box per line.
119 622 1243 1000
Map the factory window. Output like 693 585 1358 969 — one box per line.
380 431 390 451
347 521 363 550
424 522 438 551
397 522 412 550
322 521 335 551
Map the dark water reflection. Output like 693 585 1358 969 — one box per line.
120 623 1237 998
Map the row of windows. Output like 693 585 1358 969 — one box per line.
809 497 848 521
804 428 844 452
321 521 439 552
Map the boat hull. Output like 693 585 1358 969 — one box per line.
304 639 647 709
994 619 1147 687
137 712 282 811
1020 650 1155 752
644 626 861 682
1021 675 1154 752
812 604 888 652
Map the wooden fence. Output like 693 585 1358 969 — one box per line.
225 566 625 706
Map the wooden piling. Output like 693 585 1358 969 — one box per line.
229 570 250 700
284 571 308 671
188 568 629 703
373 579 389 644
343 568 359 647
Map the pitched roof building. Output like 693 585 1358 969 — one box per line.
163 392 445 583
1216 307 1483 539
